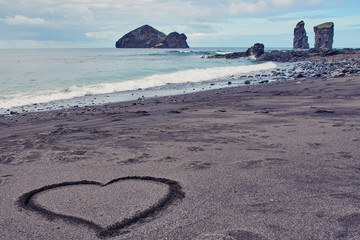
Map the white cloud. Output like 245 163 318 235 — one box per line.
3 15 48 25
272 0 293 7
85 31 115 39
229 1 268 15
187 33 208 37
0 0 359 48
47 4 94 21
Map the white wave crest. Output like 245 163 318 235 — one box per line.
215 51 234 55
0 62 276 108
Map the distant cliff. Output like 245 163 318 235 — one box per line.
115 25 189 48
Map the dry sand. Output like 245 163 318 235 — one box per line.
1 60 360 239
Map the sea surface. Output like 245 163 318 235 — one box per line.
0 48 284 114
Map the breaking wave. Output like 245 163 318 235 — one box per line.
0 62 276 109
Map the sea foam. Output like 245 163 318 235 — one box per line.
0 62 276 109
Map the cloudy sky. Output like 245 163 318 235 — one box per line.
0 0 359 49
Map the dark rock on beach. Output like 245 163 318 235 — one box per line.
293 20 309 49
207 43 264 59
256 48 360 62
205 44 358 62
256 49 310 62
314 22 334 50
115 25 189 48
245 43 265 58
207 47 329 62
211 51 247 59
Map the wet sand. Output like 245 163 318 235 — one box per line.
1 58 360 239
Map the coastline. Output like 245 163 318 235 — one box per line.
0 48 277 115
1 53 360 239
2 48 359 116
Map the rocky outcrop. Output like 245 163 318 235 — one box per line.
257 49 316 62
115 25 189 48
155 32 189 48
245 43 264 58
293 21 309 49
207 43 264 59
207 45 360 62
314 22 334 50
115 25 166 48
256 48 360 62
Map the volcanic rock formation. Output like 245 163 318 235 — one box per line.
245 43 265 58
155 32 189 48
293 20 309 49
206 43 264 59
314 22 334 50
115 25 189 48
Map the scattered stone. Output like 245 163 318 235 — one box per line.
312 73 322 77
244 80 251 85
295 73 304 78
315 110 334 114
135 111 150 116
331 72 346 78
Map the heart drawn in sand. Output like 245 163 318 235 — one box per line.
17 176 185 238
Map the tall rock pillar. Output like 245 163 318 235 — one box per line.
314 22 334 50
293 20 309 49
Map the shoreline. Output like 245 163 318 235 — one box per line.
1 50 359 118
1 53 360 239
0 61 279 115
2 68 358 126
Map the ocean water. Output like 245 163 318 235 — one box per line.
0 48 279 114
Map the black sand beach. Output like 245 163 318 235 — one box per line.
1 53 360 239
